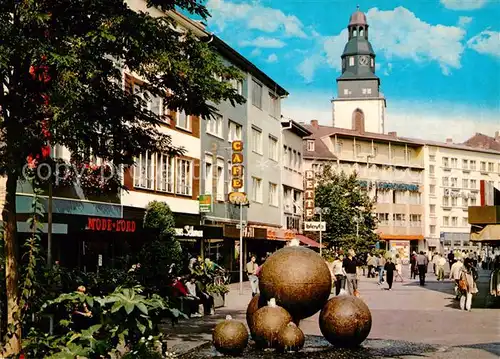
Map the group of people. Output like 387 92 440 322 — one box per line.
171 276 215 318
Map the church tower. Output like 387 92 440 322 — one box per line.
332 7 386 134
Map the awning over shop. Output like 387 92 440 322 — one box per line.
379 234 424 241
470 224 500 242
295 234 322 248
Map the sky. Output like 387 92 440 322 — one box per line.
201 0 500 142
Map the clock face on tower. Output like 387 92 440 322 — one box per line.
358 55 370 66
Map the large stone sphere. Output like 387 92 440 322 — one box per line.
252 301 292 349
259 246 332 320
246 294 266 338
319 296 372 348
276 322 305 353
213 316 249 356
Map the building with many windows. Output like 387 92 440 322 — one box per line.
302 120 425 261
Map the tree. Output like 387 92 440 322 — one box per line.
314 166 379 254
139 201 182 295
0 0 245 354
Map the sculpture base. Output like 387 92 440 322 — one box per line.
180 335 437 358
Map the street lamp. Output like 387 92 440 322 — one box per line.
314 207 330 256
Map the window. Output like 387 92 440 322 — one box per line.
370 58 374 67
451 197 458 207
451 158 458 168
251 177 262 203
443 216 449 226
442 157 449 167
176 109 191 131
430 225 436 235
393 213 406 226
268 182 278 206
176 159 192 195
204 155 213 194
430 204 436 214
443 196 449 206
207 113 223 137
252 80 262 109
461 178 467 188
230 79 243 95
134 151 154 189
429 155 436 162
462 159 468 169
451 177 457 187
462 217 469 227
442 177 449 186
284 187 293 212
335 140 342 153
488 162 494 172
349 57 354 66
268 136 278 161
367 88 372 94
269 93 279 118
216 158 224 201
134 84 168 123
307 140 315 152
470 197 477 206
283 146 289 167
480 161 487 171
343 89 349 95
470 160 476 170
463 197 468 207
410 214 422 227
156 153 174 192
228 120 242 143
312 163 323 174
362 88 367 95
293 150 299 170
251 127 263 154
429 165 435 175
394 190 407 204
470 179 477 189
430 184 436 194
377 213 389 226
451 216 458 227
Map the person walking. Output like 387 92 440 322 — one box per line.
450 258 465 299
367 254 377 278
394 254 404 282
448 250 455 272
416 251 429 286
246 255 259 297
384 257 396 290
436 254 447 281
377 254 386 285
343 250 358 296
410 252 417 279
432 252 440 275
458 261 479 311
332 254 345 296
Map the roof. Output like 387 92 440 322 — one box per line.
282 120 312 138
349 9 367 26
399 136 500 155
463 133 500 152
342 38 375 57
171 11 288 97
295 234 322 248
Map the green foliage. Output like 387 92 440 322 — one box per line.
139 201 182 295
315 167 379 253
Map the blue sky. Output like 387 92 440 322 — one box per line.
202 0 500 141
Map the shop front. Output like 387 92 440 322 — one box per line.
381 234 424 264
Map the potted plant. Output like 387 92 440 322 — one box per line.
206 283 229 308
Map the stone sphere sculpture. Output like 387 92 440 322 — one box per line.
276 322 305 353
319 296 372 348
252 298 292 349
213 315 249 356
259 246 332 320
246 294 266 338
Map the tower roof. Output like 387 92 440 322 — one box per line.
349 6 367 26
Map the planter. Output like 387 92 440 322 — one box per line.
212 293 225 308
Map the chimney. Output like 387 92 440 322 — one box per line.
310 119 319 128
388 131 397 137
446 138 453 144
495 131 500 142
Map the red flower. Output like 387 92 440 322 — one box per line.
27 155 37 169
29 65 36 79
41 145 51 159
41 93 50 106
41 55 47 62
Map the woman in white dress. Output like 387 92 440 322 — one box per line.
395 254 404 282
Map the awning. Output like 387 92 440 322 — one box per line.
379 234 424 240
295 234 322 248
470 224 500 242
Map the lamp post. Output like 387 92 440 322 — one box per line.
314 207 330 256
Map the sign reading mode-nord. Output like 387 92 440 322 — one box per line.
304 221 326 232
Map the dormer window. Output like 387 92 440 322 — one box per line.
307 140 315 152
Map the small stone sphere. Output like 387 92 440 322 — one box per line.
319 296 372 348
252 302 292 349
259 246 332 320
213 316 249 356
246 294 266 337
276 322 305 353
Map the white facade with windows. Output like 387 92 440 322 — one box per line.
422 143 500 252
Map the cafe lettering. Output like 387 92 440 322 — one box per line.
231 140 244 190
86 217 137 232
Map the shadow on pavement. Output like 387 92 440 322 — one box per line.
459 342 500 357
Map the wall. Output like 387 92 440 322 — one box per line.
332 97 385 134
246 74 282 227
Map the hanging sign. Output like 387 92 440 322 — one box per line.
231 141 244 190
228 191 249 205
304 170 315 219
198 194 212 213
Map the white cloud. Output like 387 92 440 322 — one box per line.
297 55 324 83
266 54 278 63
239 37 286 48
441 0 488 10
323 29 349 71
206 0 306 38
467 30 500 58
250 48 262 57
383 62 393 76
458 16 473 27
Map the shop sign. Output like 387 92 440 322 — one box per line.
198 194 212 213
231 141 244 190
86 217 136 232
266 228 295 240
304 170 315 219
175 226 203 237
228 191 249 205
224 224 264 239
304 221 326 232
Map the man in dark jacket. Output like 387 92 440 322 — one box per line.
448 251 455 271
416 251 429 286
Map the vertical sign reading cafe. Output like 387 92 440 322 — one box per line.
231 140 244 192
304 170 315 219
